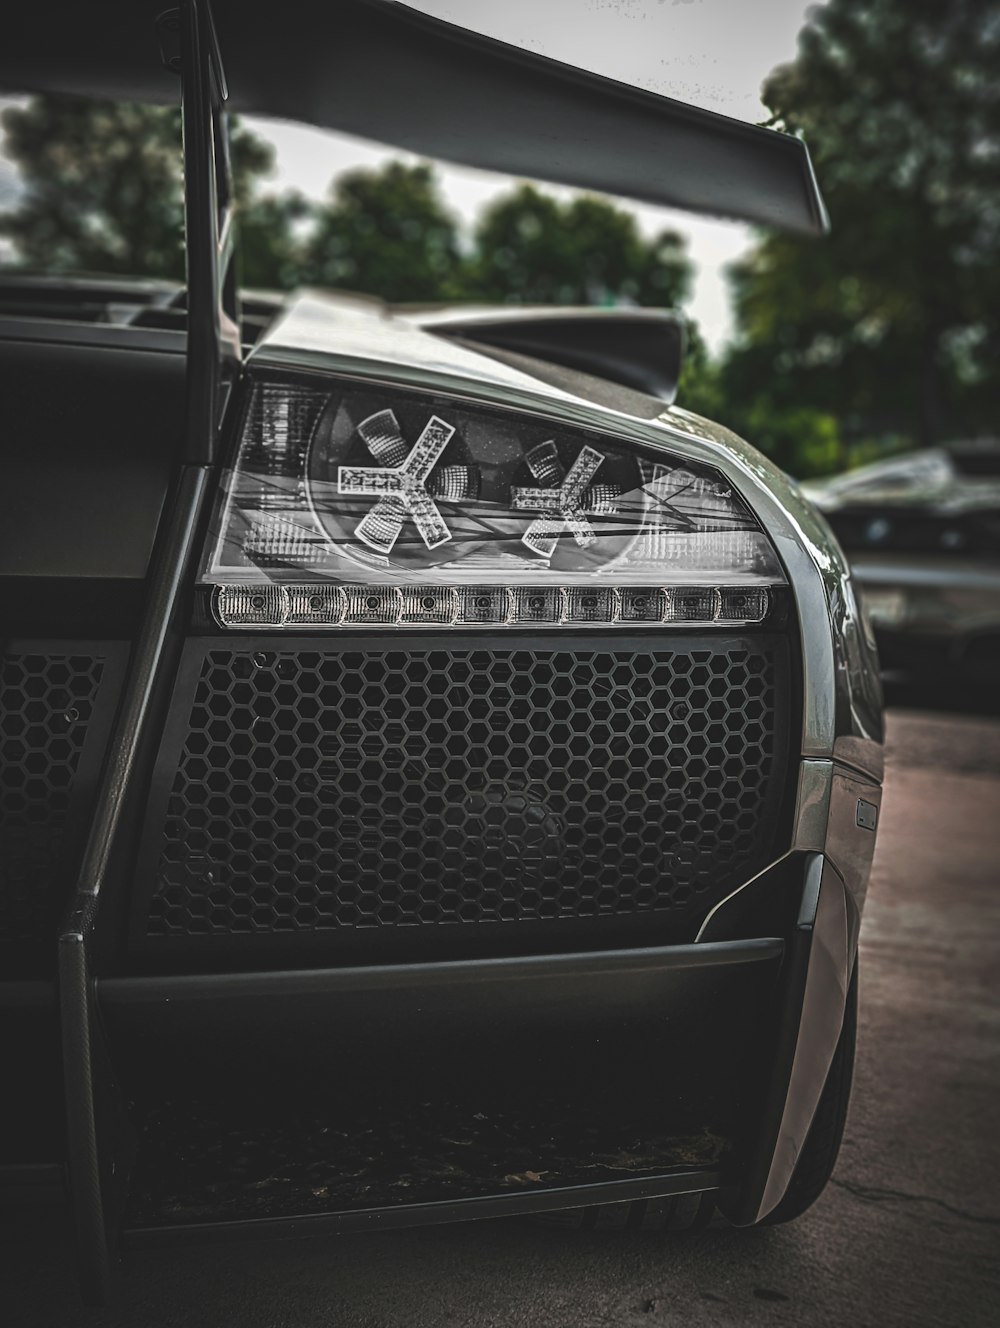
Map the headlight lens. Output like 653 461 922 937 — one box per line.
201 376 786 628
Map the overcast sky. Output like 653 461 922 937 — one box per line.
248 0 820 350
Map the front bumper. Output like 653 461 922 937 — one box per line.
82 851 851 1244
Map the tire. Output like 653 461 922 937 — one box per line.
762 959 858 1225
531 962 859 1235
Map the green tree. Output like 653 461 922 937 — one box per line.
0 98 186 278
238 192 313 290
302 161 461 302
675 324 724 423
0 96 283 281
463 183 691 307
723 0 1000 461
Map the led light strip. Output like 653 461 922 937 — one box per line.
214 584 773 629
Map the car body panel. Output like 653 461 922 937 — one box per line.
0 337 183 583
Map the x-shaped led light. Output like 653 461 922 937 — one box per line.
512 442 609 557
338 409 457 553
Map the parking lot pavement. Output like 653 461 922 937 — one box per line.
5 710 1000 1328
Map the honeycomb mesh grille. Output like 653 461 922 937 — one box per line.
0 651 106 941
143 641 789 948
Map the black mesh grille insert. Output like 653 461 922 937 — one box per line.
138 638 790 958
0 647 125 948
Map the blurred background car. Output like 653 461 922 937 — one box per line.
804 440 1000 689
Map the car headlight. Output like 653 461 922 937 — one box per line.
201 373 786 629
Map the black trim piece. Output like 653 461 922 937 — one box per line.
423 310 686 404
175 0 241 464
0 273 183 311
0 319 187 355
0 339 185 583
722 854 850 1226
122 1168 722 1248
0 582 148 639
57 464 213 1305
101 937 783 1004
721 858 820 1227
696 853 808 946
756 856 850 1220
70 475 210 904
59 896 110 1299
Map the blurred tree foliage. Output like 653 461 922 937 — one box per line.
718 0 1000 474
238 191 313 290
301 162 462 303
296 171 692 311
462 183 690 307
0 107 693 313
0 98 275 281
674 324 723 423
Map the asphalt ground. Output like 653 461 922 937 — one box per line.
4 709 1000 1327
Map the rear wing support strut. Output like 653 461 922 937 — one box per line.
158 0 241 462
58 1 233 1303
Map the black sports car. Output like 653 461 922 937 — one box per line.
1 0 882 1304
